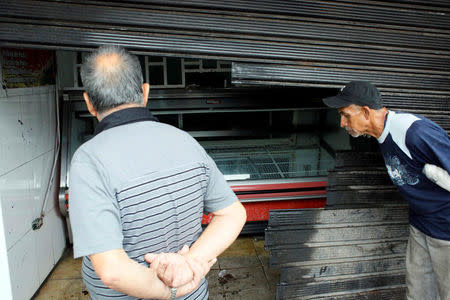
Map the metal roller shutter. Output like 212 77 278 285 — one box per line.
3 1 446 126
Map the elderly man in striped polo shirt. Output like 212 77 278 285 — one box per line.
69 45 246 300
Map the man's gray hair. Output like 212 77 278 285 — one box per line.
80 45 144 113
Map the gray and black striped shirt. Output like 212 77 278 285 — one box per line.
69 108 237 299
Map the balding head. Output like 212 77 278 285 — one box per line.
80 45 144 114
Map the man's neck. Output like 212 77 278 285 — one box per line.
367 108 389 139
97 103 145 121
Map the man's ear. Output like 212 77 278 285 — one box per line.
142 83 149 107
83 92 98 118
362 106 371 119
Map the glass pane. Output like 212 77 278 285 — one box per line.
202 59 217 69
167 58 182 85
148 56 163 63
184 64 200 70
149 65 164 85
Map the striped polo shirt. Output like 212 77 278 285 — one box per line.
69 107 238 299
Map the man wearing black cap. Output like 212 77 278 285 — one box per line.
323 81 450 300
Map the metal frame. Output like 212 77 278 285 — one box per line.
71 52 231 89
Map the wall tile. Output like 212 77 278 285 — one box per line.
0 96 24 175
21 87 56 161
34 211 55 284
0 165 33 250
0 198 13 299
7 230 39 300
30 151 53 218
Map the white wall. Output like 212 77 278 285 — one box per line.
0 84 66 300
0 199 13 300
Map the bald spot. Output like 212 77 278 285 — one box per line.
94 53 123 83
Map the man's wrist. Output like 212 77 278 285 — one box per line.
170 287 177 299
164 285 172 300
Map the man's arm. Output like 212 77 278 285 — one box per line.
423 164 450 192
91 248 204 299
407 121 450 172
91 249 171 299
406 120 450 191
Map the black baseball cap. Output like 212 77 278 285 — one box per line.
323 81 383 109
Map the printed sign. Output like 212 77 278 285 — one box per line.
1 47 55 88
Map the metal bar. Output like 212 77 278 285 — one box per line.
177 114 183 129
265 147 286 179
238 194 326 203
231 180 327 192
187 130 260 138
152 107 327 115
327 170 393 187
238 190 326 201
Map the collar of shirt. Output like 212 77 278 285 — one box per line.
377 110 395 144
93 107 158 137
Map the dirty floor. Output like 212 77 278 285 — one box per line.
32 236 280 299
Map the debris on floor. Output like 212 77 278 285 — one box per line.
32 236 280 300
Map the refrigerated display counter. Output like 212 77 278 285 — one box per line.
59 86 335 236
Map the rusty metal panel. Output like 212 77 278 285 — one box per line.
232 63 450 92
268 207 408 227
326 151 405 207
277 275 406 299
108 0 450 30
266 206 409 299
232 63 450 129
269 239 407 268
1 0 449 53
280 257 406 283
266 224 409 246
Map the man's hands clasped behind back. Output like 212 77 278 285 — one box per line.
145 245 217 298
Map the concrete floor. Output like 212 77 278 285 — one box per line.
32 236 280 299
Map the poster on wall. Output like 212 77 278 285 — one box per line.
1 47 55 88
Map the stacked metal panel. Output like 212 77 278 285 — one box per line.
326 151 403 207
266 206 409 299
265 150 410 299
